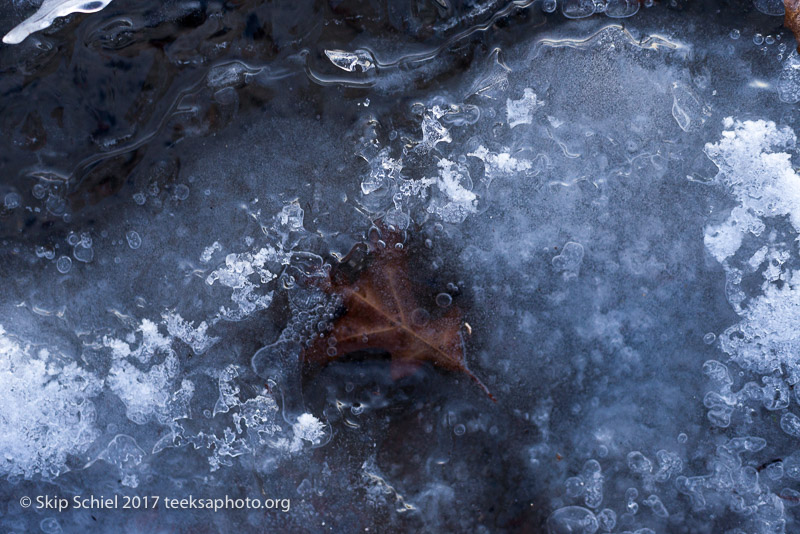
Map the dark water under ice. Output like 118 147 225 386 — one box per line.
2 1 800 533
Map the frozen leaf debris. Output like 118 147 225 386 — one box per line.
703 118 800 263
304 227 494 400
3 0 115 44
0 325 101 480
324 49 375 72
786 0 800 53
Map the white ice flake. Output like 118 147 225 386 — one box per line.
3 0 115 45
506 88 544 128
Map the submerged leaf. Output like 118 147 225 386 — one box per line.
304 226 495 401
786 0 800 53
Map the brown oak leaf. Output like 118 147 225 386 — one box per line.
786 0 800 53
303 228 495 401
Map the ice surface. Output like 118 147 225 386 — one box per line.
4 1 800 533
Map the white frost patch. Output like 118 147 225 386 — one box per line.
721 268 800 374
163 312 219 355
468 145 532 175
205 245 290 321
0 325 102 480
708 119 800 374
104 318 170 364
3 0 115 45
293 413 326 444
273 413 327 453
104 320 194 425
428 159 478 224
200 241 221 264
108 357 194 425
506 88 543 128
417 107 452 152
703 118 800 262
437 159 477 204
704 206 763 263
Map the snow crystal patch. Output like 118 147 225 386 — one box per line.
163 312 219 355
293 413 325 444
468 145 532 176
278 201 304 230
97 435 145 488
703 118 800 262
417 107 452 152
704 206 763 264
0 325 102 480
205 245 290 321
108 356 194 425
104 320 194 424
705 120 800 375
199 241 221 264
324 49 375 72
272 413 327 453
506 88 543 128
103 318 171 364
437 159 477 204
154 365 283 470
720 269 800 374
429 159 478 223
361 149 404 196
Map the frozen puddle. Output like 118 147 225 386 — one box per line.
1 1 800 533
